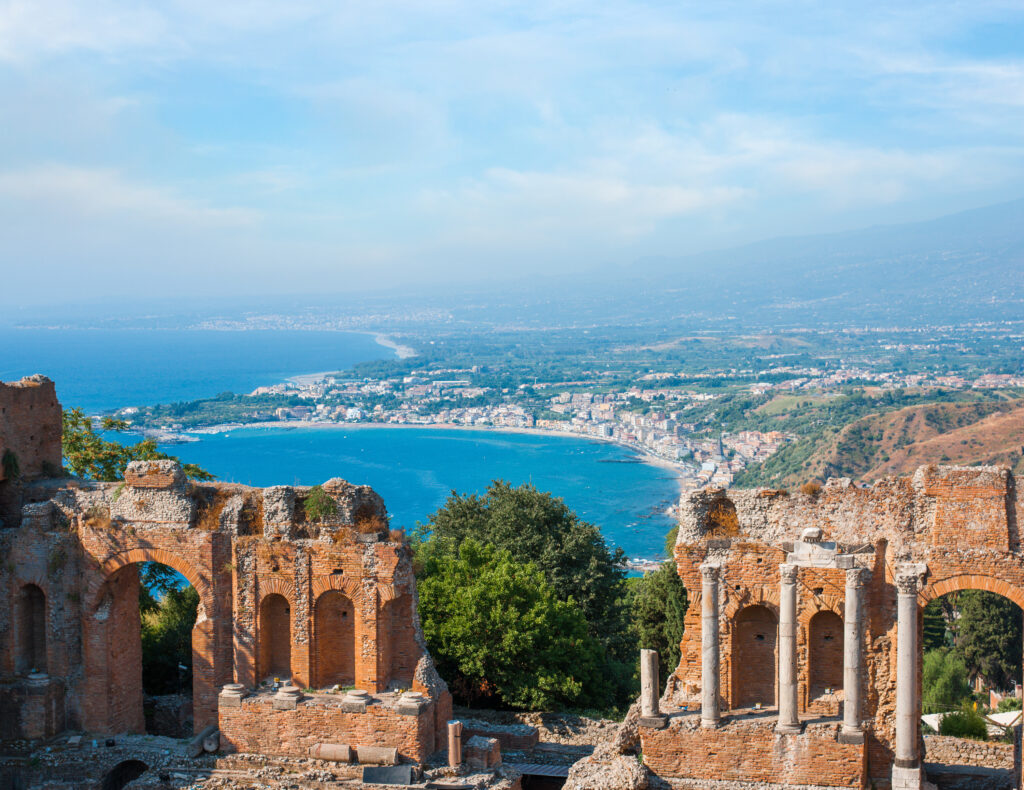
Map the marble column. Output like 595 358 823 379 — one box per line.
777 563 800 733
701 563 721 728
842 567 868 739
892 567 922 789
639 648 668 728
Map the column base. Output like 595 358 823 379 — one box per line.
775 722 802 735
891 764 922 790
700 716 720 729
838 725 864 744
638 715 668 729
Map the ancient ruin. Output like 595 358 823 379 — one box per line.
0 377 452 774
615 465 1024 789
6 373 1024 789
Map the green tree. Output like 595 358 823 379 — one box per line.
417 539 606 710
923 648 972 714
62 408 213 482
628 561 688 682
923 598 951 653
417 481 628 653
141 582 199 695
955 590 1022 690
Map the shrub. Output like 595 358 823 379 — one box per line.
939 705 988 740
303 485 335 523
1 449 20 480
799 481 822 497
998 696 1022 712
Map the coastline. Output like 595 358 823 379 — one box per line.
185 418 689 497
285 333 416 387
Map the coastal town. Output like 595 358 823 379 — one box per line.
122 346 1024 492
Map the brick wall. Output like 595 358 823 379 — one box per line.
218 693 437 763
0 376 61 483
641 716 865 787
314 590 355 687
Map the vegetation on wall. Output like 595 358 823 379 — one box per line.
62 408 213 482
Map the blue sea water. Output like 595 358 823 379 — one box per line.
180 426 679 560
0 328 387 413
0 328 679 560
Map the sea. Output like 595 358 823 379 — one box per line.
0 327 679 561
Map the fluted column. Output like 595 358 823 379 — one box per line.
777 563 800 733
842 568 868 739
892 566 923 789
701 563 721 728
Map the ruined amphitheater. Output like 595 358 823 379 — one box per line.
2 375 1023 790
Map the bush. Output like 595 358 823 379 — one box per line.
998 696 1022 712
939 705 988 740
303 485 335 522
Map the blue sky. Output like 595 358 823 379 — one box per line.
1 1 1023 307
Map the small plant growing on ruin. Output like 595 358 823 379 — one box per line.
303 485 335 523
83 504 112 530
111 483 125 502
800 481 823 498
356 514 389 535
2 449 20 480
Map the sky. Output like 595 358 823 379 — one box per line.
1 0 1024 309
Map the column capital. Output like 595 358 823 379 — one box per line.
780 563 798 584
846 567 870 589
894 563 926 595
700 563 721 583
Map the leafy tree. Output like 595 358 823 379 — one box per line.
62 408 213 482
954 590 1022 690
417 481 628 654
628 561 688 682
998 696 1022 712
141 582 199 695
923 648 972 713
923 598 952 653
417 539 606 710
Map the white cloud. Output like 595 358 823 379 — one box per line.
0 164 256 226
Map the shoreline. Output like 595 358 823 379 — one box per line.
184 418 690 497
284 333 416 387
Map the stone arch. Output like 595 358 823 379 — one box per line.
15 583 47 674
258 593 292 681
920 573 1024 612
807 610 844 700
730 604 778 709
797 594 844 628
724 586 780 620
82 546 216 736
313 590 355 687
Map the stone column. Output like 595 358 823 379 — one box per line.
777 563 801 733
701 563 721 728
639 648 667 728
893 567 923 790
842 568 868 740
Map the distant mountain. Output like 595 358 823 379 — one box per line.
630 198 1024 326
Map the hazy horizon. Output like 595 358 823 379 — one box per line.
2 1 1023 309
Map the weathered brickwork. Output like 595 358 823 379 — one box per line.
0 380 450 765
639 466 1024 789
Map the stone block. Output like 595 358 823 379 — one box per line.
272 685 302 710
218 683 245 708
124 460 186 489
362 765 415 785
357 745 399 765
395 691 429 716
638 715 668 729
464 736 501 769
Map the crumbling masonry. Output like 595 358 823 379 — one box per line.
627 465 1024 790
0 377 451 764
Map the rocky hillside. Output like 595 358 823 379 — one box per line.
737 399 1024 487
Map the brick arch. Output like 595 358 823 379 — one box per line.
920 573 1024 611
311 573 365 605
377 583 397 603
797 594 844 629
257 576 295 605
724 586 780 620
88 547 211 613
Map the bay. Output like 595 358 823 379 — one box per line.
179 425 679 561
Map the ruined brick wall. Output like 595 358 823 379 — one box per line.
0 376 61 484
0 383 449 763
645 465 1023 788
